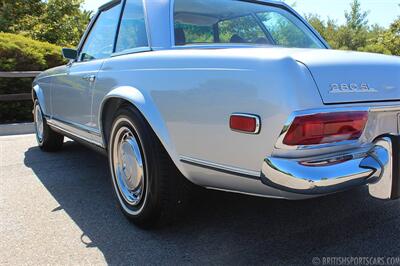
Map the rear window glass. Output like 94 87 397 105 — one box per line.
173 0 325 48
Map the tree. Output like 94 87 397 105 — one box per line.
305 14 340 48
30 0 92 47
338 0 370 50
344 0 369 32
385 17 400 55
0 0 44 32
304 0 400 56
0 0 91 47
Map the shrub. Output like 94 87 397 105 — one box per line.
0 33 65 123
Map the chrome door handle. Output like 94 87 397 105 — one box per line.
82 75 96 83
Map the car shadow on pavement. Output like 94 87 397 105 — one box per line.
24 141 400 265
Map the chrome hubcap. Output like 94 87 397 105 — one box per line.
112 127 145 206
34 104 44 142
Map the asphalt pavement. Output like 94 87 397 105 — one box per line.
1 134 399 265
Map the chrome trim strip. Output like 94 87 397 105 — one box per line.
51 116 102 136
370 106 400 113
111 47 152 57
398 113 400 134
47 118 105 148
141 0 153 51
179 156 260 179
205 186 285 199
230 113 261 134
99 0 121 12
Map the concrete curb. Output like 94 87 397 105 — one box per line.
0 123 34 136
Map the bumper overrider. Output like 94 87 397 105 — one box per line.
261 135 400 200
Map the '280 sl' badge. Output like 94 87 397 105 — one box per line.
329 83 378 94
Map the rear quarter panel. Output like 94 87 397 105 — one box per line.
93 48 323 182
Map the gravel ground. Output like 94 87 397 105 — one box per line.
1 134 399 265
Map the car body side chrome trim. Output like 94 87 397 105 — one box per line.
204 186 286 199
46 117 105 148
398 113 400 134
179 156 260 179
369 106 400 113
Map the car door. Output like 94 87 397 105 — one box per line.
91 0 150 131
52 2 122 131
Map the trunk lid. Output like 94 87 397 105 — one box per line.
291 49 400 104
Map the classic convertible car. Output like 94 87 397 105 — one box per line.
33 0 400 226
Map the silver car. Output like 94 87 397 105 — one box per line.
33 0 400 226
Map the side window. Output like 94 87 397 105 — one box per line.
218 15 269 44
115 0 148 53
174 23 214 45
259 11 320 48
80 3 122 61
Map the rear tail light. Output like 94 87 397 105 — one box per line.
282 111 368 146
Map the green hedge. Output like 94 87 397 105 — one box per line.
0 33 65 123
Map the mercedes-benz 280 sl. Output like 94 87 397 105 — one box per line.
33 0 400 226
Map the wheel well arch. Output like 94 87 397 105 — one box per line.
100 97 129 148
99 92 188 178
32 90 37 100
32 84 47 114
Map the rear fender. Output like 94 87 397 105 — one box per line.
99 86 186 176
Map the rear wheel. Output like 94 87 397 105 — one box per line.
108 106 190 227
34 100 64 152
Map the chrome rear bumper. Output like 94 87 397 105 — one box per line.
261 135 400 200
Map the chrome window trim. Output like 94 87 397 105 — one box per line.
99 0 122 12
180 155 260 179
111 47 152 57
141 0 153 51
230 113 261 135
169 0 174 47
171 43 276 50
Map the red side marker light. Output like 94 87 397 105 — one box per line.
230 114 260 134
